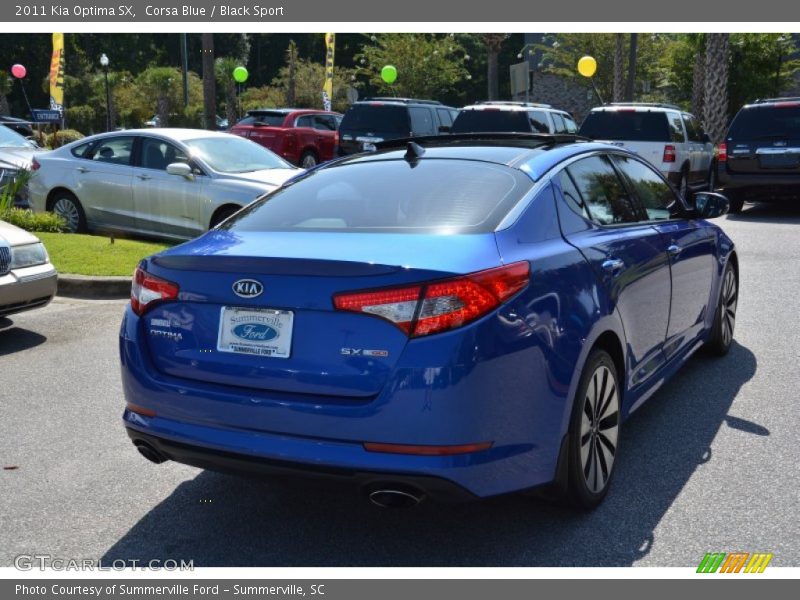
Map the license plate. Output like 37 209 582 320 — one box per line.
362 142 376 152
217 307 294 358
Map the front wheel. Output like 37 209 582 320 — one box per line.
728 196 745 214
705 261 738 356
300 151 318 169
564 350 621 509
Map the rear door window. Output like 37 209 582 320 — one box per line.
551 113 568 134
436 108 454 127
87 136 135 166
565 155 639 225
668 113 686 143
529 111 550 133
295 115 314 128
579 110 671 142
683 115 704 142
409 107 436 136
313 115 337 131
562 114 578 133
221 159 534 234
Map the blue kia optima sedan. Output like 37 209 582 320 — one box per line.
119 133 738 509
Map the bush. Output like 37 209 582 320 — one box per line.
0 208 68 233
65 105 99 135
45 129 85 149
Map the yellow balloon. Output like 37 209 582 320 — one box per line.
577 55 597 78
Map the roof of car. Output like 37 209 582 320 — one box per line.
72 128 239 143
591 103 682 112
461 101 556 111
247 108 341 115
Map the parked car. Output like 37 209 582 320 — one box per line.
337 98 458 155
230 108 342 168
28 129 301 240
120 133 738 509
579 103 714 199
715 97 800 213
0 115 34 138
0 125 38 208
451 101 578 135
0 219 58 317
145 115 228 130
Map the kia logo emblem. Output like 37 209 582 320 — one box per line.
232 279 263 298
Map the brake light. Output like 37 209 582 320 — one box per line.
717 142 727 162
662 144 677 163
31 158 41 171
131 265 179 316
333 262 530 337
774 101 800 108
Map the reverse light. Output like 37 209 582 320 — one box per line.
131 265 179 316
662 144 677 163
363 441 493 455
717 142 728 162
333 262 530 337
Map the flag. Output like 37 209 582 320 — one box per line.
322 33 335 111
49 33 65 113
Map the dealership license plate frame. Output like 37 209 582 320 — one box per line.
217 307 294 359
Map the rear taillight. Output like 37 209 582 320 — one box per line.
662 144 677 163
333 262 530 337
717 142 727 162
31 158 41 171
774 101 800 108
131 265 179 316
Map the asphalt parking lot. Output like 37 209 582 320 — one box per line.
1 202 798 567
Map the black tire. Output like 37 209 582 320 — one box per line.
49 191 86 233
300 151 318 169
705 261 738 356
563 349 622 509
209 206 241 228
708 162 717 192
677 168 689 201
728 196 745 214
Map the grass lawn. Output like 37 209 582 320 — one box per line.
36 232 173 276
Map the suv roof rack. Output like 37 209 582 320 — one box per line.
476 101 554 109
607 102 681 110
754 97 800 104
375 132 589 150
360 97 443 105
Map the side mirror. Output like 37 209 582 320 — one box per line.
438 125 451 134
693 192 729 219
166 162 194 179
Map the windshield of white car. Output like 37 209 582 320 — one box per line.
0 125 32 148
185 136 293 173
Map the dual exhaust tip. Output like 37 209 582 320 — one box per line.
134 440 426 508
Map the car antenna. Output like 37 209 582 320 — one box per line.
404 141 426 163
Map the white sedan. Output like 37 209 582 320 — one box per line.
28 129 302 240
0 220 57 317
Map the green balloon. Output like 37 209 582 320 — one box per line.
233 66 249 83
381 65 397 84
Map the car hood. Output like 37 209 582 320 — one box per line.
0 146 36 170
220 167 301 187
0 219 40 245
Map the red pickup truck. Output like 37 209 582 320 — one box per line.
229 108 343 168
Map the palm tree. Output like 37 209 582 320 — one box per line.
481 34 509 100
625 33 638 101
215 57 239 128
0 71 12 116
201 33 217 130
286 40 298 107
704 33 730 144
691 34 706 118
613 34 625 102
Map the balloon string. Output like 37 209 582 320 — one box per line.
18 79 33 116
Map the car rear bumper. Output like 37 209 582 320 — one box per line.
119 304 570 499
715 168 800 201
0 264 57 317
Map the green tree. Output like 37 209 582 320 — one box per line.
355 34 469 99
0 71 12 115
270 58 360 112
480 34 509 100
215 56 240 127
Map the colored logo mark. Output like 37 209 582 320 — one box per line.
697 552 773 573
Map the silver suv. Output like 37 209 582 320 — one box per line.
451 102 579 135
579 103 714 198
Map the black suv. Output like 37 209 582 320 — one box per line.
338 98 458 155
451 101 578 135
716 97 800 213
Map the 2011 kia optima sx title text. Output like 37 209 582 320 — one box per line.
119 134 738 509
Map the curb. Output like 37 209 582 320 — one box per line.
57 274 131 299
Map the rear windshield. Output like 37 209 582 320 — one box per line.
452 110 532 133
728 105 800 139
236 112 287 127
340 105 409 134
221 159 534 234
579 111 671 142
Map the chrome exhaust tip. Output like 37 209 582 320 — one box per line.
368 487 425 508
134 441 167 464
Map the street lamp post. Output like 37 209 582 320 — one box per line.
100 53 110 131
516 44 537 103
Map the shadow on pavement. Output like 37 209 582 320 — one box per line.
103 342 758 567
0 325 47 357
725 203 800 224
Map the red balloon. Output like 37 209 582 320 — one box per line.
11 64 26 79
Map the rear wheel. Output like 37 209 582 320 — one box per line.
300 151 318 169
705 261 738 356
50 191 86 233
677 169 689 200
564 350 621 509
209 205 240 228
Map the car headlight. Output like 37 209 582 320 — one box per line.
11 242 48 269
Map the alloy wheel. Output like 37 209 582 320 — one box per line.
721 267 737 347
580 365 620 494
53 198 80 232
301 154 318 168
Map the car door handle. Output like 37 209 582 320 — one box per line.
76 166 90 173
667 244 682 256
602 258 625 274
136 174 152 180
